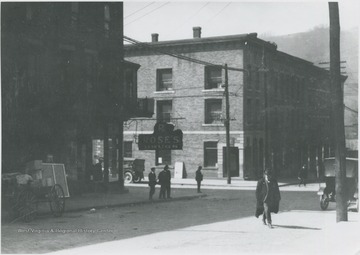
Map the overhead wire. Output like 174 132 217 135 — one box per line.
169 2 210 33
124 2 156 19
125 2 170 26
205 2 231 23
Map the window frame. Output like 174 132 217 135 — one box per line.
204 99 222 124
123 141 133 158
156 149 171 166
204 141 218 167
205 65 223 90
157 100 172 123
246 98 252 125
157 68 173 91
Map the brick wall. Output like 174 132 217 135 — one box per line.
124 48 245 178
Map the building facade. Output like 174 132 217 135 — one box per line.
124 27 342 180
1 2 148 183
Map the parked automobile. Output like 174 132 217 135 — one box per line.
317 157 358 212
123 158 145 184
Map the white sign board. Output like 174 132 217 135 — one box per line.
174 162 185 179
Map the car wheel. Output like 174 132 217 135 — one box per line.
124 172 133 184
133 175 141 183
320 195 329 210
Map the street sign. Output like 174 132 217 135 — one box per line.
138 122 183 150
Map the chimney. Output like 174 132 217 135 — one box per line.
151 33 159 42
193 27 201 38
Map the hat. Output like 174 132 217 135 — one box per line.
164 165 169 170
151 167 155 171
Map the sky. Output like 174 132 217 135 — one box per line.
124 0 359 42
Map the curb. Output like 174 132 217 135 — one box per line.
64 193 208 214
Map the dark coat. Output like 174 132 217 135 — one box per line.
298 166 308 179
195 170 203 182
255 177 281 218
93 162 103 182
148 171 157 187
158 169 171 185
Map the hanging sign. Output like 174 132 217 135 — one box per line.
138 122 183 150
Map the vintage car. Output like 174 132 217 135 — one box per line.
317 157 358 212
123 158 145 184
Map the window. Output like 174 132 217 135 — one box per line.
125 69 136 99
157 69 172 91
255 70 260 90
60 49 72 83
246 98 252 125
205 99 222 124
156 150 171 165
247 65 252 89
157 100 172 122
123 141 132 158
204 141 218 167
104 5 110 38
205 66 222 89
255 98 260 124
26 5 32 20
280 76 285 100
274 74 279 98
71 3 79 27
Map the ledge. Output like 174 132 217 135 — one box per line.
202 123 224 127
154 90 175 94
202 88 225 93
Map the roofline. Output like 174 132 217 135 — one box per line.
124 33 258 49
124 33 347 80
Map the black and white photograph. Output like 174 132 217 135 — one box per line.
1 1 359 254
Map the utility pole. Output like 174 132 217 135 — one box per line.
117 119 125 190
224 64 231 184
329 2 347 222
103 123 109 192
259 46 270 171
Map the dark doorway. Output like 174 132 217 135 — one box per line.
223 147 239 177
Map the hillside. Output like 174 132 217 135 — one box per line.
262 27 358 145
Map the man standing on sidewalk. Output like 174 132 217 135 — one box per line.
195 166 203 193
255 168 281 228
158 166 167 199
163 165 172 199
148 167 157 200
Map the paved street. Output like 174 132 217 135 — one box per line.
2 182 358 254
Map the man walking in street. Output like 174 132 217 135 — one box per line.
298 164 308 187
195 166 203 193
148 167 157 200
255 168 281 229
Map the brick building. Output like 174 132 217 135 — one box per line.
1 2 149 183
124 27 345 180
